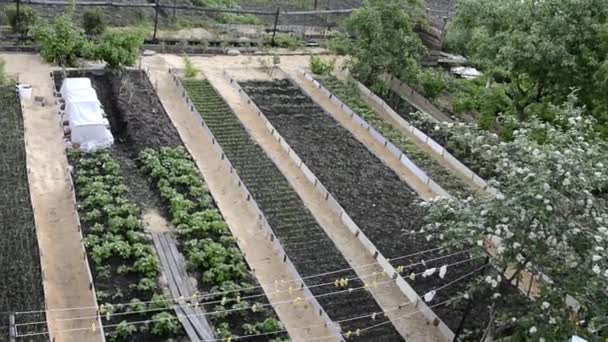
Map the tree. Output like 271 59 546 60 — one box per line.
345 0 427 86
4 5 38 36
446 0 608 124
421 97 608 340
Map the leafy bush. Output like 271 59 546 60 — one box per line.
265 34 303 50
90 29 145 68
309 55 335 76
321 33 351 55
0 58 14 86
82 9 106 36
33 14 86 66
150 312 180 336
4 5 37 35
218 13 261 25
183 55 199 78
417 69 447 100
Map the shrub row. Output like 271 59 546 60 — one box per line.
139 146 289 342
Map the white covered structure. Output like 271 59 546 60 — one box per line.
61 78 113 152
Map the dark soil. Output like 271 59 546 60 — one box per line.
56 69 286 340
0 87 46 341
182 79 405 341
240 79 529 338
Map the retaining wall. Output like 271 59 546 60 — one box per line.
223 70 455 341
169 68 344 342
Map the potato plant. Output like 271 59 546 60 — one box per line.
70 150 180 341
140 146 288 340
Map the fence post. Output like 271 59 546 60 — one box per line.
271 7 280 46
314 0 318 10
452 256 490 342
9 313 15 342
152 0 160 43
15 0 20 39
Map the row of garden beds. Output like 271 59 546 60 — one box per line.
239 78 527 338
316 75 474 198
0 86 46 341
180 78 404 341
55 69 287 341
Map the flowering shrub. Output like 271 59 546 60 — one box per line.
420 97 608 340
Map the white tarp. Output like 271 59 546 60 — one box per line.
61 78 113 152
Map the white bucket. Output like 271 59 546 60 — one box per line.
18 84 33 100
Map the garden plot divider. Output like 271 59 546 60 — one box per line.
168 68 344 342
370 74 497 196
224 70 455 341
301 71 450 199
47 74 106 342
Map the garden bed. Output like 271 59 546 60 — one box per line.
0 86 46 341
240 78 528 337
181 78 404 341
55 69 286 341
316 75 474 198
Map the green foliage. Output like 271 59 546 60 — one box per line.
321 33 352 55
0 58 14 86
90 29 145 68
4 5 37 36
447 0 608 124
417 69 447 100
345 0 426 85
217 13 261 25
266 34 304 50
111 321 137 341
33 13 86 66
82 9 106 36
309 55 335 76
243 318 282 334
150 312 180 336
183 55 199 78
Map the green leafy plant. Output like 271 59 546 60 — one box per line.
111 320 137 340
89 29 145 68
183 55 199 78
309 55 335 76
150 312 180 336
4 5 37 36
33 13 87 66
82 8 106 36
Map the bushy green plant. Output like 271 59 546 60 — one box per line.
4 5 37 35
310 55 335 76
82 8 106 35
33 14 86 66
150 312 180 336
90 29 145 68
111 320 137 340
183 55 199 78
321 33 351 55
417 69 447 100
0 58 14 86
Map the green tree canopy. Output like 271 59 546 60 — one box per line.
447 0 608 125
346 0 427 85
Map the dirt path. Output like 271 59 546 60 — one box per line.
142 55 336 341
1 53 102 342
281 67 438 201
157 54 447 341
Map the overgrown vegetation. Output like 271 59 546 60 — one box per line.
91 29 145 68
0 58 14 86
309 55 334 76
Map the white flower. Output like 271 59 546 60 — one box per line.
543 183 550 191
496 193 505 200
463 293 469 299
492 293 501 299
491 280 498 288
513 242 521 249
477 240 484 247
540 338 546 342
598 227 607 235
546 205 553 212
548 317 556 325
434 125 440 131
447 123 454 128
535 194 543 200
541 301 550 310
592 265 601 274
529 326 537 334
592 255 602 261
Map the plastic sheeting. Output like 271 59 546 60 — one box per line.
61 78 113 152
